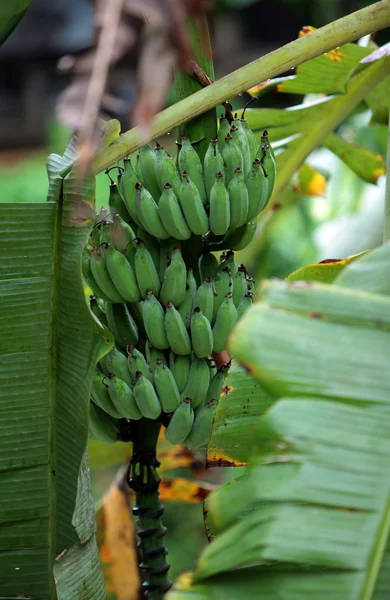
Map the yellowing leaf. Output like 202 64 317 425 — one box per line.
286 252 368 284
160 477 216 503
96 482 140 600
295 163 327 196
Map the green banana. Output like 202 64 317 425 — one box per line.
193 278 214 323
209 172 230 236
212 292 238 353
133 372 161 419
212 267 233 323
179 172 209 236
106 346 132 387
260 143 276 206
137 228 160 273
106 373 142 420
154 359 181 413
135 182 170 240
222 219 257 251
159 237 181 282
92 371 123 419
230 121 251 176
134 152 142 181
181 357 210 409
190 307 214 358
178 136 206 205
261 130 276 161
146 340 167 372
90 245 126 303
99 219 114 245
142 290 169 350
178 268 197 329
224 250 238 277
228 168 249 229
169 352 191 394
82 249 112 302
160 247 187 307
222 134 244 186
112 214 136 253
198 252 219 282
217 116 230 155
89 402 118 444
105 302 139 349
165 302 192 355
158 184 192 241
154 143 181 196
240 116 258 164
134 239 161 298
246 158 269 220
204 138 225 199
108 181 130 221
105 244 142 303
207 362 230 402
139 144 161 201
164 398 194 445
120 158 142 226
217 251 227 273
184 400 217 449
233 264 249 306
237 292 253 319
127 346 153 384
246 276 256 299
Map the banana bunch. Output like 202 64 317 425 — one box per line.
84 110 274 448
88 315 231 448
99 119 275 250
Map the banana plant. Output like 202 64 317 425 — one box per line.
1 1 390 599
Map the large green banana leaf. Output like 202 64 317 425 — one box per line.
0 141 110 598
167 243 390 599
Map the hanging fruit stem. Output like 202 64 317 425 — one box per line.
128 418 171 599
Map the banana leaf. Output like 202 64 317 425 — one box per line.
0 141 110 598
167 243 390 599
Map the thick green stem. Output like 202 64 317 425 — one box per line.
128 419 171 599
384 109 390 243
174 16 217 161
93 0 390 174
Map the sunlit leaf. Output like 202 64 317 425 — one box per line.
277 42 370 94
324 133 385 183
286 251 367 283
365 76 390 124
